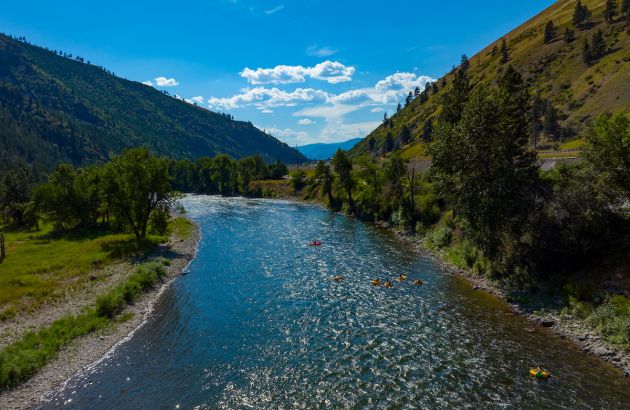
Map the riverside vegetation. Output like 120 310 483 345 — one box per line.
275 61 630 353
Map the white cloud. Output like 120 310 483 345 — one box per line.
297 118 315 125
370 107 384 113
185 95 204 104
207 87 328 110
319 121 382 143
261 109 273 114
307 45 337 57
142 80 154 86
259 127 310 145
264 5 284 14
240 61 355 85
154 76 179 87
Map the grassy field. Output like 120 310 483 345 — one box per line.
0 224 165 319
168 217 194 240
0 261 167 390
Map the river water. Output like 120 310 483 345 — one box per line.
43 196 630 409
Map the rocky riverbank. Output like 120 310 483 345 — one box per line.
0 219 200 409
388 227 630 378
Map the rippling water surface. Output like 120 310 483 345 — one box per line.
44 196 630 409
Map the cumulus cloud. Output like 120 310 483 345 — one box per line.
154 76 179 87
142 80 154 86
306 45 337 57
185 95 204 104
240 61 355 85
207 87 328 110
297 118 315 125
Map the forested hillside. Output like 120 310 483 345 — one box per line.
353 0 630 157
0 33 305 173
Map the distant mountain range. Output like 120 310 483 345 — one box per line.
0 33 305 172
297 138 363 160
352 0 630 158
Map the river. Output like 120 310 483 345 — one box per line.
42 196 630 409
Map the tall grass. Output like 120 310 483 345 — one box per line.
0 261 166 390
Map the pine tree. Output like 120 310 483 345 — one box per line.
384 133 394 152
405 91 413 106
383 112 388 124
582 38 592 64
543 104 560 140
460 54 470 71
414 86 420 98
544 21 556 43
500 38 509 64
573 0 591 27
591 30 606 59
605 0 617 23
565 27 576 43
441 67 470 124
396 103 402 113
432 82 439 94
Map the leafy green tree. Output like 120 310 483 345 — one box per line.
211 154 237 195
384 153 406 212
544 21 556 43
353 155 382 218
237 157 257 195
315 160 335 206
103 148 176 241
332 149 355 214
582 113 630 200
0 166 33 226
422 120 433 141
269 160 288 179
430 82 538 259
33 164 84 232
605 0 617 23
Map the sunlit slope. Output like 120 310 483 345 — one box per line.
352 0 630 158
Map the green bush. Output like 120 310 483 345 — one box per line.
588 295 630 349
96 291 125 318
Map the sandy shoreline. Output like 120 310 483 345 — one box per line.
0 219 200 409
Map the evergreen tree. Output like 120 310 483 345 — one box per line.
582 38 592 64
384 133 394 152
500 38 509 64
573 0 591 27
432 82 439 94
441 67 470 124
460 54 470 71
399 125 412 145
544 21 556 43
383 112 389 124
396 103 402 113
543 104 560 140
422 120 433 141
591 30 606 59
414 86 421 98
565 27 576 43
605 0 617 23
405 91 413 106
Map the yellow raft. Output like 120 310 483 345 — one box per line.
529 369 550 379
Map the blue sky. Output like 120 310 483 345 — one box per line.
2 0 555 145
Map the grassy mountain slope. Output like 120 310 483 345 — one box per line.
0 33 305 172
352 0 630 158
